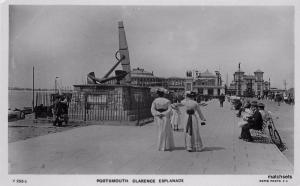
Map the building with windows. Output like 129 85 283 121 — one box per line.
131 67 166 87
228 69 270 97
185 69 224 96
130 67 224 96
165 77 186 93
130 67 185 92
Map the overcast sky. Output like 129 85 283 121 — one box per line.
9 5 294 89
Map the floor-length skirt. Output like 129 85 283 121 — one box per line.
183 114 203 151
155 116 175 151
171 110 180 129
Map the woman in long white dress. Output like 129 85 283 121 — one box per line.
151 90 175 151
180 91 206 152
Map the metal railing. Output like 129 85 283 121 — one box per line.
34 89 154 122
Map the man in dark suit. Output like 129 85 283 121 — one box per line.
239 101 263 142
219 93 225 107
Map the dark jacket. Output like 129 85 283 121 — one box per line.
247 109 263 130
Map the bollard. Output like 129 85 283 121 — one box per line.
137 97 140 126
84 94 87 122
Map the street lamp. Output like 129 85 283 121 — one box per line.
55 77 59 93
237 62 241 96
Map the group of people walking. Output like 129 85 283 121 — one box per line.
151 89 206 152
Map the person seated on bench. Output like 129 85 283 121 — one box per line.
239 101 263 142
237 102 253 128
257 103 269 122
236 100 251 117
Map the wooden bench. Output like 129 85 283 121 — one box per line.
250 118 272 143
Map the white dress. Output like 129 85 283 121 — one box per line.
151 97 175 151
238 108 253 128
171 108 180 129
180 98 205 151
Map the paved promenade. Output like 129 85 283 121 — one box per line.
8 100 293 174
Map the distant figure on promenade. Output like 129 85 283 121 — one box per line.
271 93 275 101
171 99 180 131
180 91 206 152
219 93 225 107
275 93 282 106
288 95 294 105
239 101 263 142
151 89 174 151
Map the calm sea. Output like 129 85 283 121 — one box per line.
8 90 55 109
8 90 35 109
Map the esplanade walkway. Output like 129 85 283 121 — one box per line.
9 99 293 174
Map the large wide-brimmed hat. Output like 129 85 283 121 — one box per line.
156 88 164 94
251 101 258 107
156 87 168 94
244 102 251 108
185 91 192 96
190 91 197 97
186 91 196 98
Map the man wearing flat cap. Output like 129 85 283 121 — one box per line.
239 101 263 142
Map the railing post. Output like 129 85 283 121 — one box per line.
34 92 38 119
137 96 140 126
84 93 87 122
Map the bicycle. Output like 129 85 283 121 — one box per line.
265 111 286 151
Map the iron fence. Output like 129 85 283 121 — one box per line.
35 89 154 122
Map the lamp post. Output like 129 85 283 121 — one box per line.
55 77 59 93
268 78 271 99
284 80 287 91
238 63 241 96
32 66 34 111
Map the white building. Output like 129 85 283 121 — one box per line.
185 69 224 96
228 69 270 97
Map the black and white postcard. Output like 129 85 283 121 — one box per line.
1 0 299 185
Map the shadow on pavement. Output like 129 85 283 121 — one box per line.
172 129 184 132
171 146 226 152
172 147 186 151
201 146 225 152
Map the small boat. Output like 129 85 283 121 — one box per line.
8 107 33 122
8 108 25 122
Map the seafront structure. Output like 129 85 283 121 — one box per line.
130 67 223 96
71 21 225 123
72 21 152 123
131 67 165 87
130 67 185 93
185 69 224 96
227 68 270 97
